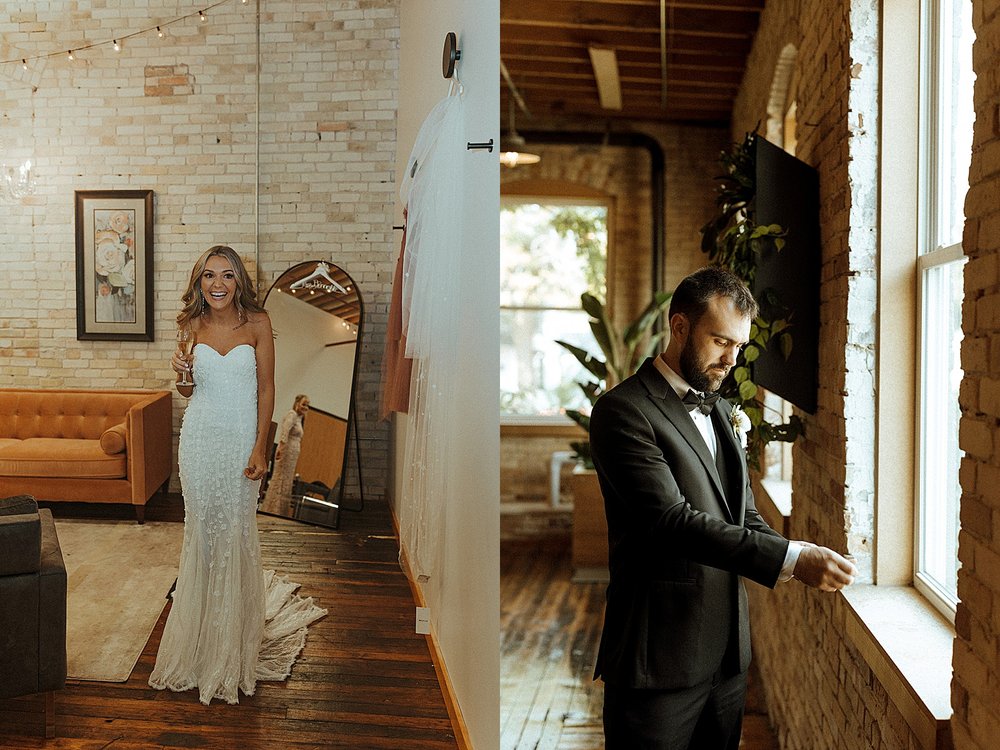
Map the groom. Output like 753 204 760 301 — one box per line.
589 266 856 749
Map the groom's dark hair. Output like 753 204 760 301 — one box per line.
668 266 759 325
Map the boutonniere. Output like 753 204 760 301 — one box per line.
730 405 752 448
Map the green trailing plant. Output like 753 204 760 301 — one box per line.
556 291 672 468
701 130 804 471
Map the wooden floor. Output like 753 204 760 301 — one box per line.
0 492 458 749
500 537 779 750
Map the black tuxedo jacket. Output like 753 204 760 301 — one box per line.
590 358 788 690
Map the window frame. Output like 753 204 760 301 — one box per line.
911 0 972 620
499 194 612 425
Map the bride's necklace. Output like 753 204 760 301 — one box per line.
201 310 245 331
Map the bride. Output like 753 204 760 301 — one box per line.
149 245 326 705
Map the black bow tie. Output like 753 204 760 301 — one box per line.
682 389 720 415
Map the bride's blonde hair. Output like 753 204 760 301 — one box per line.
177 245 264 329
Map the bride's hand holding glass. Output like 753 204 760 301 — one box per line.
174 327 197 388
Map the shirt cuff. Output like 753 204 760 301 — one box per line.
778 540 804 583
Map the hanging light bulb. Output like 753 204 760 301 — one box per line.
113 39 120 52
499 99 540 168
157 26 164 38
21 59 27 70
67 50 74 61
199 10 207 21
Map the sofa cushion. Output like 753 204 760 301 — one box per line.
99 423 127 455
0 391 143 441
0 438 126 479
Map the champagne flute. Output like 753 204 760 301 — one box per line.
176 327 196 387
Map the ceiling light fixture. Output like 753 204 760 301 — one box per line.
500 100 540 168
588 46 622 110
499 59 540 168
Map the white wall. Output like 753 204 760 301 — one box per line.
396 2 500 748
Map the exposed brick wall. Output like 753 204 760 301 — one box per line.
953 1 1000 746
0 1 399 500
498 128 724 539
729 0 935 747
649 123 731 293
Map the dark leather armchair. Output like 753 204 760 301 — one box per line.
0 495 67 738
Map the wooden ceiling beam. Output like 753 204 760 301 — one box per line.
515 103 732 123
511 66 740 94
498 0 758 125
503 0 761 30
503 61 742 85
506 81 734 103
503 0 763 10
501 27 752 56
501 47 747 74
501 19 752 42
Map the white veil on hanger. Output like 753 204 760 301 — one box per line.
397 78 465 581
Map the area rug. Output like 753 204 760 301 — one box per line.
54 518 184 682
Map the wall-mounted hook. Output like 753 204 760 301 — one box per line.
443 32 461 79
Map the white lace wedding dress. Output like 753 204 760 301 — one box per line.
149 342 326 705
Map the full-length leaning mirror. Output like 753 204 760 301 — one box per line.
257 260 363 529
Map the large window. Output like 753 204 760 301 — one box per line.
762 59 798 487
500 200 608 419
915 0 973 614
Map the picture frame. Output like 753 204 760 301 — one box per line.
75 189 154 341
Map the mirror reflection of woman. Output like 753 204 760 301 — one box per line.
260 394 310 515
149 245 326 705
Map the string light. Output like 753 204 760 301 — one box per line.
0 0 241 73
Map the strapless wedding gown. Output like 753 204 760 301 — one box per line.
149 342 326 705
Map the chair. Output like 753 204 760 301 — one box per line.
0 495 67 738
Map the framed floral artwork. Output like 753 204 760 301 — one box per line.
74 189 154 341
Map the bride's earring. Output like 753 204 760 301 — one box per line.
200 292 206 312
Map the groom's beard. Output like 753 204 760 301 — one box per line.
679 338 729 393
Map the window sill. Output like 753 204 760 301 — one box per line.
500 417 585 438
840 585 953 746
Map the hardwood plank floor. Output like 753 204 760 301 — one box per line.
500 536 779 750
0 492 459 749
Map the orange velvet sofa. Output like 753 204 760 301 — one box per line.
0 389 172 523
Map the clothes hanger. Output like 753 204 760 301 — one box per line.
289 262 348 294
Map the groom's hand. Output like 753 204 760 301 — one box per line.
793 546 857 592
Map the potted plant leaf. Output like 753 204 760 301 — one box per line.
700 130 805 471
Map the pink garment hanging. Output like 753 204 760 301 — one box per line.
380 218 413 419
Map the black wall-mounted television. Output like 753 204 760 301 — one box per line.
751 136 821 415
